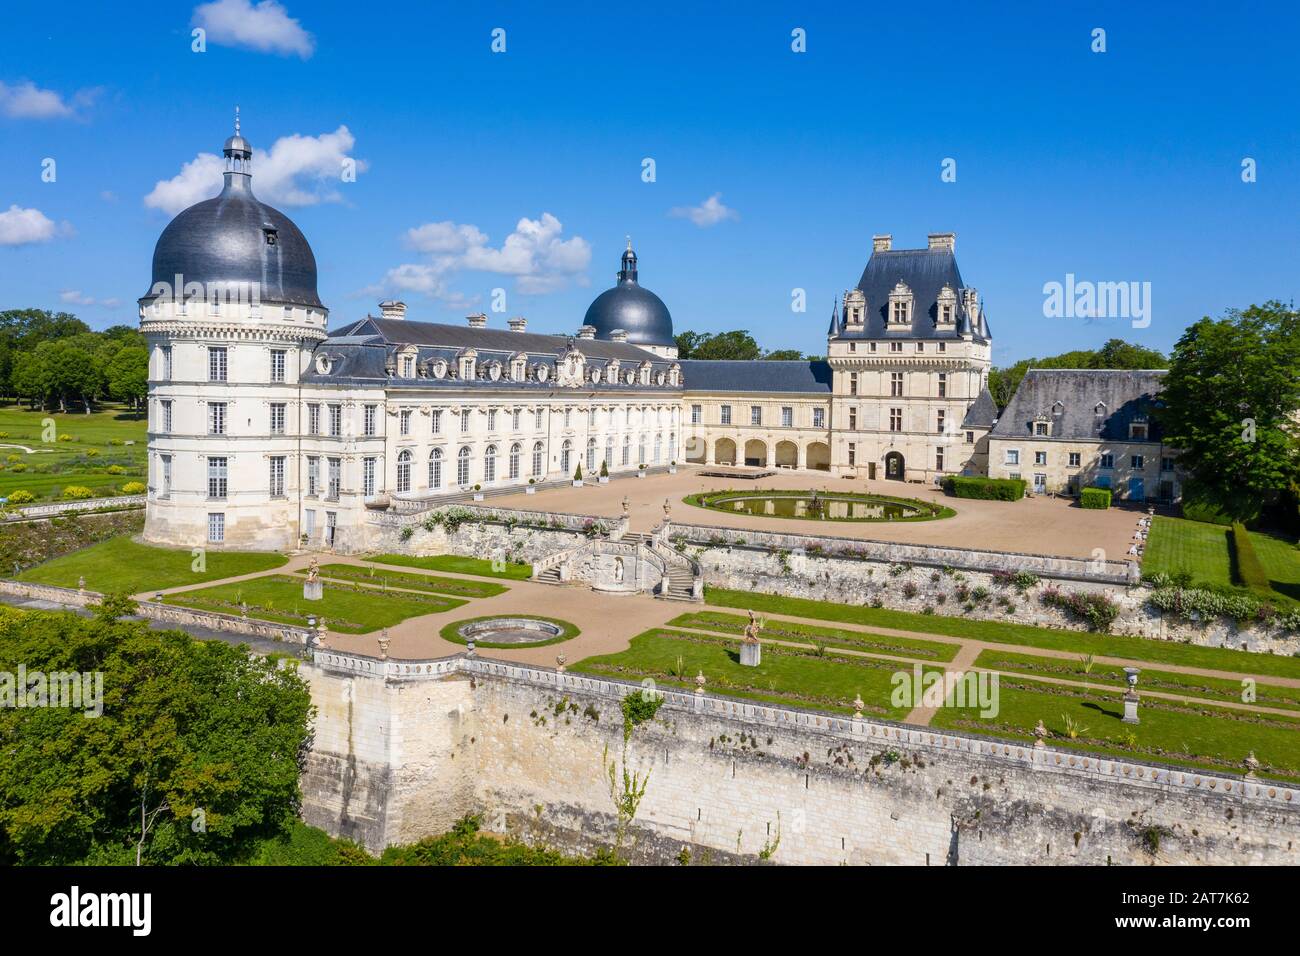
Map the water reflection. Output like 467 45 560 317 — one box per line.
712 495 922 521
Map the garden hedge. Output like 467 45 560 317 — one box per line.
1230 522 1272 596
1080 486 1112 509
942 476 1026 501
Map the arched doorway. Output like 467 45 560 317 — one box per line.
743 439 767 467
775 440 798 468
805 441 831 471
714 437 737 465
884 451 905 481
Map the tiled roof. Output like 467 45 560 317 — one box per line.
989 369 1168 442
680 360 833 393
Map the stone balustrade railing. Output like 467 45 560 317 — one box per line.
2 494 146 521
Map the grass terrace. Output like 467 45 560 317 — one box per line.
297 562 509 599
666 610 960 662
1143 515 1300 608
162 574 464 633
364 553 533 580
0 404 147 503
16 536 287 595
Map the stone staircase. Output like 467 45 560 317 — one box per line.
529 530 701 602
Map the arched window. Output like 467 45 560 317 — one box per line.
638 434 646 465
509 443 521 480
532 441 544 477
429 448 443 490
397 449 412 493
653 433 662 463
457 446 471 487
560 439 572 475
484 444 497 484
622 435 631 466
586 437 597 471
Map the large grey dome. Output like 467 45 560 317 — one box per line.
582 243 673 347
145 124 323 308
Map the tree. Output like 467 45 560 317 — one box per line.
678 330 762 361
762 349 804 361
106 346 149 416
0 607 312 865
674 331 706 359
0 309 90 398
1157 302 1300 522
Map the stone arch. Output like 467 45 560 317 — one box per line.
743 439 767 467
714 437 737 465
806 441 831 471
775 440 799 468
884 450 906 481
684 434 706 463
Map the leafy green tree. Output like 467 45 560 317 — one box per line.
106 345 149 416
762 349 804 361
0 608 312 865
675 330 762 361
0 309 91 397
1157 302 1300 521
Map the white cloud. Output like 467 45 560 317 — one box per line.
59 290 121 309
669 192 739 228
143 125 366 214
0 205 63 246
372 214 591 303
192 0 315 58
0 81 99 120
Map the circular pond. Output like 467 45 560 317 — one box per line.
441 615 579 648
686 490 953 523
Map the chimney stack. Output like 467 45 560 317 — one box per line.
577 325 596 340
467 313 487 329
609 329 629 343
379 300 407 320
927 232 956 252
508 316 527 333
872 235 892 253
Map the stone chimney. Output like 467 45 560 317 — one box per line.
577 325 596 340
609 329 629 343
466 313 487 329
379 300 406 320
927 232 956 252
872 235 892 253
508 316 527 333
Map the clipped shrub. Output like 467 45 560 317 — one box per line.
120 481 146 495
5 489 36 505
1080 486 1112 509
10 463 26 473
105 464 126 475
942 475 1026 501
85 448 100 458
61 485 96 500
1040 587 1120 631
1230 523 1272 596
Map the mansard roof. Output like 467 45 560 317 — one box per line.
680 359 833 394
960 386 999 429
989 369 1168 442
836 245 991 344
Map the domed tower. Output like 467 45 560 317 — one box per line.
583 239 676 358
139 111 329 550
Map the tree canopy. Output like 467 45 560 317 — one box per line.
989 338 1168 409
0 310 145 412
674 330 814 361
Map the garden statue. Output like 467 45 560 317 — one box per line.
303 557 324 601
621 495 630 518
1122 667 1141 724
1033 719 1048 747
853 694 864 718
740 609 763 666
1244 751 1260 779
614 556 625 583
663 497 671 518
377 629 390 660
555 653 567 673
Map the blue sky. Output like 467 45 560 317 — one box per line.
1 0 1297 364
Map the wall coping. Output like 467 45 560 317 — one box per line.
2 494 146 521
309 649 1299 808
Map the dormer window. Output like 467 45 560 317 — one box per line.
639 362 652 386
1034 419 1051 437
510 353 527 382
937 285 957 326
1052 401 1065 417
843 289 866 326
888 281 913 325
264 229 278 246
1129 420 1149 440
458 348 477 380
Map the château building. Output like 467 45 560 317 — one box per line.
139 121 1172 553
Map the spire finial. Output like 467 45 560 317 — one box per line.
235 105 240 135
626 234 632 251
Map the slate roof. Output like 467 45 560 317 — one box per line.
989 369 1168 442
833 245 991 344
680 360 833 394
960 387 999 429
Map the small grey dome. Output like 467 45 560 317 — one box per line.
582 242 673 347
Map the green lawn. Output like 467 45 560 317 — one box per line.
572 628 943 720
17 536 287 594
705 587 1300 680
164 575 463 633
972 648 1300 713
365 553 532 580
1143 515 1300 608
666 610 960 662
299 563 508 598
931 677 1300 783
0 403 147 502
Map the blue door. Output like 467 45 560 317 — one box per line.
1128 477 1145 501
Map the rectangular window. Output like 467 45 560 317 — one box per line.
512 408 521 431
362 456 376 497
364 405 378 436
208 402 226 435
461 408 471 433
1005 449 1020 466
1034 451 1047 466
489 409 498 431
781 406 793 427
401 355 414 378
1069 452 1081 467
1131 455 1145 469
1034 422 1049 436
324 511 336 547
890 341 903 353
889 408 903 432
534 409 544 430
847 442 856 466
916 342 924 352
269 403 286 435
308 403 320 435
270 349 286 383
938 342 946 353
937 373 947 398
890 372 903 397
208 347 227 382
720 405 732 425
849 372 858 396
1161 457 1175 472
563 408 572 428
161 346 173 381
432 409 443 434
1129 423 1148 440
327 457 341 500
207 457 228 499
160 454 172 498
936 447 945 471
848 407 857 430
1100 453 1115 469
966 430 974 444
207 513 224 543
691 404 702 425
303 509 316 539
400 409 412 436
269 456 286 497
812 408 825 428
307 456 320 496
328 404 342 437
750 406 762 426
936 409 946 434
160 400 173 434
